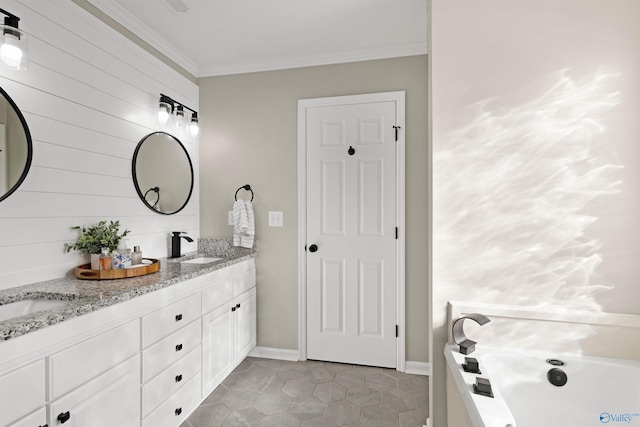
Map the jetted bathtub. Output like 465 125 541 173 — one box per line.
445 344 640 427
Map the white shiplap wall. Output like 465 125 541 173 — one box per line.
0 0 199 290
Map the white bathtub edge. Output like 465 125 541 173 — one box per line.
445 344 517 427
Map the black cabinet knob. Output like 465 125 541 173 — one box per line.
175 407 183 416
175 314 183 321
175 374 183 383
175 343 183 352
236 303 241 309
57 411 71 424
231 306 236 312
308 244 318 253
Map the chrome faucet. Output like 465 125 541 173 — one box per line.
170 232 193 258
452 313 491 355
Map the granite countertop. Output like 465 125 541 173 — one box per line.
0 240 255 341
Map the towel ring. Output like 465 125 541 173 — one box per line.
235 184 254 202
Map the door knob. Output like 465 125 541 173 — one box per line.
308 244 318 253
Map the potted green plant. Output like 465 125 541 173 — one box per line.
65 220 130 269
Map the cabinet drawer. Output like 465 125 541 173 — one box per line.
142 293 201 348
7 407 46 427
142 319 201 383
142 372 201 427
48 319 139 400
48 355 140 427
233 267 255 296
202 277 233 314
0 360 45 426
142 345 201 417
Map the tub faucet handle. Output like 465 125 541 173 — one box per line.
463 357 481 374
474 377 494 398
452 313 491 355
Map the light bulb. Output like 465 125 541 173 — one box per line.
157 100 171 124
189 115 199 136
0 33 22 68
174 105 187 132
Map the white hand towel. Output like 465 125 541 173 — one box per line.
233 200 255 248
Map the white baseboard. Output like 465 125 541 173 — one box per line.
249 347 431 376
249 346 299 361
405 361 431 376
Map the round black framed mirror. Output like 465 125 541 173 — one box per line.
0 85 33 203
132 131 194 215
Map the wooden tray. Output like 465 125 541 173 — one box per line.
75 258 161 280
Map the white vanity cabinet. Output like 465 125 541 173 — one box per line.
0 257 256 427
201 264 256 397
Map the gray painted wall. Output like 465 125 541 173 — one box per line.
198 55 429 362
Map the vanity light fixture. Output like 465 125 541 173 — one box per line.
156 94 199 136
157 95 172 124
174 104 187 132
189 112 199 136
0 8 27 70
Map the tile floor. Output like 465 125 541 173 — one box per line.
181 357 429 427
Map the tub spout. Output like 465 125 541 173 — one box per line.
452 313 491 355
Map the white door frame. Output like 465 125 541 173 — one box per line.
297 91 406 371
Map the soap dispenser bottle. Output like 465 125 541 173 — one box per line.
132 246 142 265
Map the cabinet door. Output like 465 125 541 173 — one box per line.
202 303 234 396
7 407 46 427
0 359 45 426
234 287 256 363
48 355 140 427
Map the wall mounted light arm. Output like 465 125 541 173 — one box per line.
0 8 27 70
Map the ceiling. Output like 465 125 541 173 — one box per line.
88 0 428 78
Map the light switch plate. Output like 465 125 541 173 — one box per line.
228 211 234 226
268 211 284 227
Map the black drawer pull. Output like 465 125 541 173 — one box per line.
57 411 71 423
40 425 49 427
231 306 236 312
175 343 183 351
175 407 183 416
236 303 241 309
175 374 183 383
175 314 183 321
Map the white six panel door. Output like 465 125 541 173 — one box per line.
306 100 397 368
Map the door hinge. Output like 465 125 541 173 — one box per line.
395 227 398 239
393 125 401 142
396 325 399 338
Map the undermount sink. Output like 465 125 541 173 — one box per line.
181 257 223 265
0 299 69 322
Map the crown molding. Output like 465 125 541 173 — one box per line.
87 0 199 76
198 42 428 78
86 0 427 79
